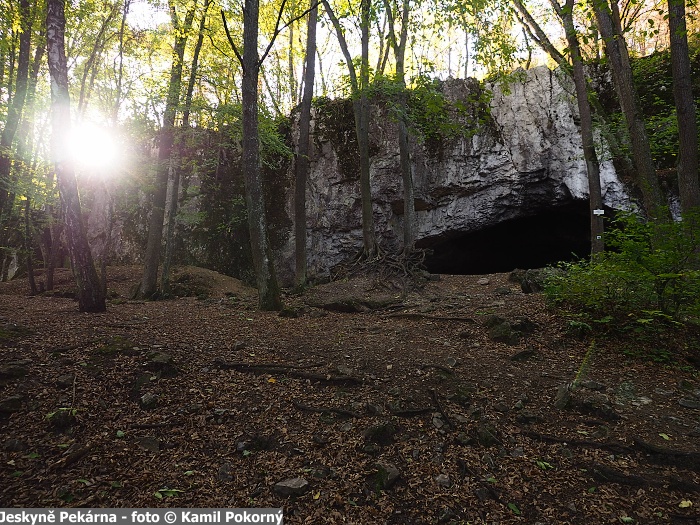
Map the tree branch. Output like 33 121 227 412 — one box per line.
258 0 322 66
221 9 244 67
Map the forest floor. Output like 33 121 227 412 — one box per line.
1 265 700 524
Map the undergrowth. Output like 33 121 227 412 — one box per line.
544 210 700 365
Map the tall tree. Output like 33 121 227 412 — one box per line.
46 0 106 312
556 0 604 252
0 0 32 220
294 0 318 288
162 0 212 296
667 0 700 212
383 0 416 252
222 0 285 310
590 0 664 216
513 0 605 253
323 0 377 256
140 0 197 299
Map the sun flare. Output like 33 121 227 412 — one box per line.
67 122 118 171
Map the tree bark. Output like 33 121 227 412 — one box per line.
358 0 376 256
667 0 700 213
558 0 605 253
242 0 282 310
323 0 376 257
46 0 105 312
590 0 664 217
0 0 32 220
294 0 318 289
162 0 210 296
140 0 196 299
24 197 37 295
384 0 416 252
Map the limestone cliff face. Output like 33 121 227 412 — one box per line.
277 66 630 282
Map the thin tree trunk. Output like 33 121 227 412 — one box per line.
294 0 317 288
24 197 37 295
162 0 210 296
241 0 283 310
558 0 604 253
0 0 31 220
359 0 375 255
384 0 415 251
324 0 376 257
288 0 296 108
112 0 131 122
667 0 700 212
140 1 196 299
590 0 664 216
46 0 105 312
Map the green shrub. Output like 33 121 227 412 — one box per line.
544 211 700 331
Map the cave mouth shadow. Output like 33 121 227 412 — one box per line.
419 202 595 275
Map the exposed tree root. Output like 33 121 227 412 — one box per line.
385 313 476 322
521 430 633 454
632 436 700 471
213 359 363 385
330 247 430 292
292 401 361 419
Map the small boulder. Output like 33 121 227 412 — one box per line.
364 422 398 445
372 462 400 490
0 395 25 414
273 477 310 497
139 393 159 410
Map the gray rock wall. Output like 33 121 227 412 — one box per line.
278 66 630 282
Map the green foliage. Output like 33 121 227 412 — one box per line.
628 41 700 170
217 104 293 169
545 211 700 335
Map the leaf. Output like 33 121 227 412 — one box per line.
11 471 23 477
110 481 123 488
507 503 521 515
620 517 635 523
242 450 252 457
77 479 91 486
184 471 195 476
313 491 321 500
588 486 597 493
659 433 670 441
24 452 40 459
486 477 497 483
116 430 126 438
679 500 693 508
157 489 184 498
268 377 277 383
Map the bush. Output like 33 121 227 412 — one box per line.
544 211 700 331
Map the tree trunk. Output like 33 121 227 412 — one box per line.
323 0 376 257
242 0 282 310
667 0 700 213
162 0 210 296
294 0 317 289
46 0 105 312
559 0 604 253
0 0 31 220
140 1 196 299
591 0 664 216
384 0 415 252
24 197 37 295
358 0 376 255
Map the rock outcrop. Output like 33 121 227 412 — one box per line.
277 66 630 282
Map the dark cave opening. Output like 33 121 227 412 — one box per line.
421 202 595 275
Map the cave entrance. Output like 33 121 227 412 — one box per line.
420 202 593 275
